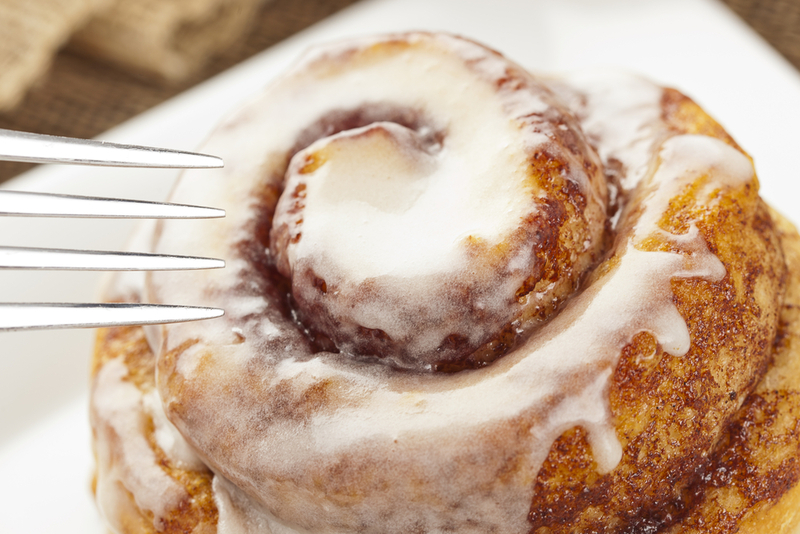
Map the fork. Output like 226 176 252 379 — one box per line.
0 127 226 331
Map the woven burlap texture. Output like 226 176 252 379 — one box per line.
0 0 114 110
69 0 269 83
0 0 266 111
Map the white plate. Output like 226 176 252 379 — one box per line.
1 0 799 531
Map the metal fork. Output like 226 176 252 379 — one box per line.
0 127 225 331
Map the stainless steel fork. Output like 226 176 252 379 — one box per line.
0 127 225 331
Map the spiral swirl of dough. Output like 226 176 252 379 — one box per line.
145 33 787 533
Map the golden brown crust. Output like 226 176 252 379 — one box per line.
661 87 743 152
91 326 218 534
528 97 795 533
661 210 800 534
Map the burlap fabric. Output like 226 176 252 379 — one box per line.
0 0 271 111
0 0 796 183
0 0 116 110
724 0 800 68
69 0 270 83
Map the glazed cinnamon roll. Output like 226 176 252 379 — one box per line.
90 32 800 534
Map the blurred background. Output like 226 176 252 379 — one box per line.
0 0 797 184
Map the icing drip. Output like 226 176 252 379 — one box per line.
91 358 188 531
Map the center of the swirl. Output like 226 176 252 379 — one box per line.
270 119 606 371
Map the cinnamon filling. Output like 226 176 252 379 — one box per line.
264 104 607 372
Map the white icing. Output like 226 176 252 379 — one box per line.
92 34 760 534
269 226 726 472
289 123 524 282
91 358 188 531
276 115 549 362
633 134 754 240
549 70 666 192
239 136 732 534
142 388 206 472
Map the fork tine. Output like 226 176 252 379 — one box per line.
0 129 227 330
0 190 225 218
0 128 223 168
0 303 224 331
0 246 225 271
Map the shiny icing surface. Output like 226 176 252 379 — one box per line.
93 33 763 533
92 359 189 531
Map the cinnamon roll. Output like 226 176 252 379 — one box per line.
90 32 800 534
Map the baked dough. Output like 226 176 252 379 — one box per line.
90 33 800 534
